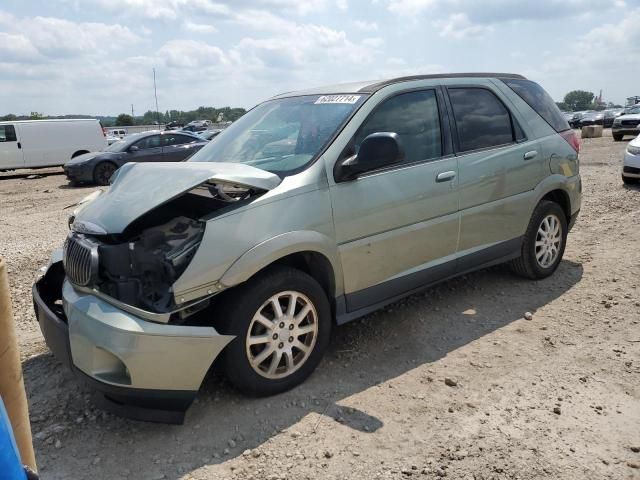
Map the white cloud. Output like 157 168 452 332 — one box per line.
0 32 40 62
433 13 493 39
354 20 379 31
362 37 385 48
0 12 141 59
184 21 218 33
158 39 228 68
383 0 623 23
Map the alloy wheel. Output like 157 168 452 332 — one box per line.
245 291 318 379
535 214 562 268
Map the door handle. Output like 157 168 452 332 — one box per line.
436 171 456 182
17 142 21 149
523 150 538 160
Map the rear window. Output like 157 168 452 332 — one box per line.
448 88 516 152
502 79 569 133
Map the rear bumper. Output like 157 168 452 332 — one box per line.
33 258 233 423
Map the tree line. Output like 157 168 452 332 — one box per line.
114 106 247 126
555 90 623 112
0 106 247 126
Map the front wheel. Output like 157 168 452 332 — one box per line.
510 201 568 280
93 161 117 186
218 266 332 396
613 134 624 141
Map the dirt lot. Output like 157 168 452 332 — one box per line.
1 132 639 480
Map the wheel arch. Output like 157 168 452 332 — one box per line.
540 188 571 221
71 149 90 158
219 231 343 312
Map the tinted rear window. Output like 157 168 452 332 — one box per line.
448 88 515 152
502 79 569 132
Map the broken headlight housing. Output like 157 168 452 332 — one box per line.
96 216 205 312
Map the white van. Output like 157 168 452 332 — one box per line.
0 119 106 170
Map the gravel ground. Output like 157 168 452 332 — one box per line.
1 132 639 480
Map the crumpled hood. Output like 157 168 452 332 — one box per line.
73 162 282 234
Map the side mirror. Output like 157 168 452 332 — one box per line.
128 145 139 152
335 132 404 182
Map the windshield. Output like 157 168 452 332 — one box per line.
626 105 640 115
188 94 367 175
104 132 147 152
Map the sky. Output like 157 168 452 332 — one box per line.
0 0 638 116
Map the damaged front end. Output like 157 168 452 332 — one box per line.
65 162 282 322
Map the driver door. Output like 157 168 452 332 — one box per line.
329 89 460 312
128 134 164 163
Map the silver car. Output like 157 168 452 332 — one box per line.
33 73 582 423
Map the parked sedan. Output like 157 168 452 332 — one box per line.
622 134 640 185
612 105 640 141
578 111 605 127
63 130 207 185
603 109 624 128
569 111 591 128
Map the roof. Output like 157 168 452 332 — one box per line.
271 73 526 99
0 118 99 125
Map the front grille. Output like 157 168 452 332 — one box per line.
63 234 98 286
624 166 640 174
621 119 640 127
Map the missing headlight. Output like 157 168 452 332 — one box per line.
97 216 205 311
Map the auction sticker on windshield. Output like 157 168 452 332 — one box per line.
314 95 361 104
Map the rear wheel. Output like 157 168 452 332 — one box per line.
622 175 639 185
93 161 117 186
613 134 624 141
218 266 332 396
510 201 567 280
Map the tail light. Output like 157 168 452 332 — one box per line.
560 129 580 153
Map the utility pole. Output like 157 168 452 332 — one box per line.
153 68 160 124
131 104 134 119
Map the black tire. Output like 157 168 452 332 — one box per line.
613 134 624 141
622 175 639 185
93 161 117 186
217 266 332 397
510 201 568 280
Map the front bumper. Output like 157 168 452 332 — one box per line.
612 125 640 136
33 259 233 423
63 164 93 183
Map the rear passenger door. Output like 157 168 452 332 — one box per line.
0 124 23 169
161 134 200 162
330 89 460 312
444 84 547 267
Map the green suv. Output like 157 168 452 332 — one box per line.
33 73 581 422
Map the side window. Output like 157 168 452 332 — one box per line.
354 90 442 165
134 135 161 150
448 88 515 152
163 134 196 146
0 125 17 142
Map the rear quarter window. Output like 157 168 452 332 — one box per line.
502 79 569 133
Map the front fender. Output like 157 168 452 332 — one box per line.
219 230 344 296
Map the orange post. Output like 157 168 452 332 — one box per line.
0 257 37 472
